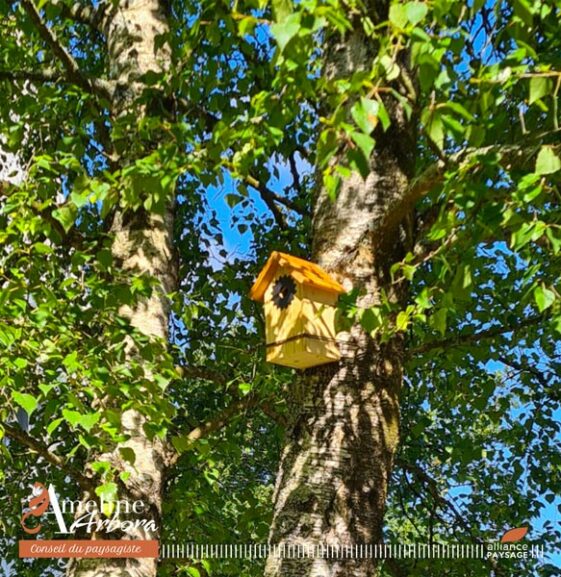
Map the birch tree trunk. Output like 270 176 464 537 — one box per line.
264 14 416 577
67 2 175 576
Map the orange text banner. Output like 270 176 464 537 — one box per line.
19 540 158 558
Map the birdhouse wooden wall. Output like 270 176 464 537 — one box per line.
250 252 345 369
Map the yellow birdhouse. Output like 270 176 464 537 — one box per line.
249 251 346 369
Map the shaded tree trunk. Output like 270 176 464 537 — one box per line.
67 2 175 576
264 17 416 577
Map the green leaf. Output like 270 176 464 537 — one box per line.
91 460 111 475
431 308 447 336
96 248 113 269
376 101 391 131
529 76 552 105
47 417 64 436
350 132 375 163
534 284 555 312
39 383 57 396
95 482 118 501
237 15 257 36
323 171 341 201
62 409 82 427
317 129 338 167
71 187 90 208
415 288 432 311
33 242 53 255
441 113 465 137
52 205 77 233
406 2 428 25
546 228 561 254
238 382 252 395
12 392 38 417
402 264 416 281
271 0 292 21
63 351 80 372
351 98 380 135
535 146 561 175
171 435 191 453
554 315 561 335
80 412 101 432
511 222 544 250
426 112 444 150
389 3 408 28
63 409 100 432
445 102 475 121
271 13 301 52
225 194 244 208
380 54 400 81
396 310 410 331
14 357 27 369
119 447 136 465
360 308 382 333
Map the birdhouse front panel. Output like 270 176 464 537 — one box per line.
299 284 338 339
263 266 304 346
250 252 346 370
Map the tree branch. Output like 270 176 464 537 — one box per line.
3 422 95 492
242 172 306 227
409 314 545 356
399 460 507 576
20 0 113 101
288 151 308 215
260 400 288 427
379 136 561 238
0 67 61 83
168 394 272 467
0 182 89 246
0 67 114 99
176 96 221 132
0 69 117 167
48 0 109 32
498 356 560 402
400 461 473 535
175 364 229 386
244 174 289 228
257 179 301 214
175 97 302 225
186 396 258 443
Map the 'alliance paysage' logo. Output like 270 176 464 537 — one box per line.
486 526 534 559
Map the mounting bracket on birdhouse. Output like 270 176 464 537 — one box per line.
249 252 346 369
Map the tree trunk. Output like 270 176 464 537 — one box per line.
67 2 174 577
264 21 415 577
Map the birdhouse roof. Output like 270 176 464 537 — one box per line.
249 251 345 302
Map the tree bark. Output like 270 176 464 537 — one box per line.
264 20 416 577
67 2 174 577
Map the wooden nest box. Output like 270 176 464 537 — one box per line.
249 251 346 369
